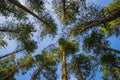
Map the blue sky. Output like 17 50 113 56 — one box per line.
1 0 120 80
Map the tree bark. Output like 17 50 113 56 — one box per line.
8 0 51 27
31 66 44 80
76 63 84 80
62 50 68 80
71 7 120 36
0 49 25 60
94 44 120 54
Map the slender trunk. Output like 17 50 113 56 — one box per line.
62 50 68 80
3 56 33 80
76 63 83 80
8 0 51 27
31 65 44 80
0 49 25 60
37 74 41 80
63 0 66 17
3 64 23 80
71 7 120 35
95 44 120 54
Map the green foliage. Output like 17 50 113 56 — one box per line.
21 40 37 53
103 0 120 14
52 0 79 25
40 13 57 39
35 49 58 66
17 23 37 53
0 39 7 48
101 53 118 65
0 22 37 53
12 23 37 53
100 18 120 37
83 30 109 54
0 55 16 80
0 54 34 79
58 38 79 55
68 54 96 80
100 0 120 37
0 0 27 20
28 0 44 14
32 49 58 80
17 54 34 69
16 23 35 40
100 53 120 80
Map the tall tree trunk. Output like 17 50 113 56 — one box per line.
76 63 83 80
62 50 68 80
31 66 44 80
94 44 120 54
71 7 120 35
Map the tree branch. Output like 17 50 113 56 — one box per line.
0 49 25 60
8 0 52 28
94 44 120 54
71 7 120 36
0 28 18 33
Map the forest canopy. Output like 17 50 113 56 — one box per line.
0 0 120 80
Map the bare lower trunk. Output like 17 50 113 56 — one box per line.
62 50 68 80
76 63 83 80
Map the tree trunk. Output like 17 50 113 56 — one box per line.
3 58 32 80
62 50 68 80
3 64 23 80
94 44 120 54
71 7 120 36
76 63 83 80
8 0 51 27
31 66 44 80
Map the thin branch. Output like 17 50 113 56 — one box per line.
0 49 25 60
0 28 18 33
94 44 120 54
